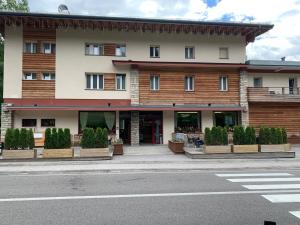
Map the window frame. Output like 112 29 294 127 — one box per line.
150 45 160 58
42 72 55 80
116 74 126 90
185 46 195 59
219 47 229 59
42 42 56 54
175 111 202 133
24 42 37 54
219 76 228 91
41 119 56 127
115 44 126 57
150 75 160 91
253 77 263 88
85 43 103 56
85 73 104 90
185 76 195 91
22 119 37 127
23 72 37 80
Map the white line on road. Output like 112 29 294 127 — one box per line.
243 184 300 190
216 173 292 177
227 178 300 183
290 211 300 219
2 189 300 203
262 194 300 203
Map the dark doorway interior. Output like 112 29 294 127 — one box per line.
119 112 131 145
139 111 163 144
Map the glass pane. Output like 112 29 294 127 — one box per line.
25 43 31 53
214 112 237 127
176 112 200 132
51 73 55 80
86 75 91 89
122 75 126 89
150 47 153 57
185 77 188 90
22 119 37 127
94 46 99 55
51 44 56 54
79 112 116 131
93 75 97 89
41 119 55 127
117 76 121 89
43 73 50 80
155 76 159 90
98 75 103 89
32 43 37 53
150 76 154 90
155 47 159 57
85 45 89 55
185 48 188 58
44 43 51 54
189 77 193 90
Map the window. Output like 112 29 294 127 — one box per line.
214 112 238 128
24 42 37 53
185 76 194 91
41 119 55 127
150 75 160 91
185 46 195 59
85 43 103 56
116 44 126 57
253 77 263 87
150 45 160 58
175 112 201 133
79 111 116 132
43 73 55 80
116 74 126 90
86 73 104 90
219 47 229 59
23 72 37 80
22 119 37 127
219 76 228 91
43 43 56 54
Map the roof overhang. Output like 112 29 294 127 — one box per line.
247 65 300 73
0 12 273 43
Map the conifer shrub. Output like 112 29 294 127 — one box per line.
4 128 14 150
51 128 58 149
276 128 283 144
101 128 108 148
233 126 245 145
282 128 288 144
80 128 95 149
244 126 256 145
270 128 277 144
221 127 228 145
63 128 71 148
27 129 34 149
20 128 28 149
12 128 20 149
204 127 211 145
57 128 65 149
94 128 102 148
44 128 52 149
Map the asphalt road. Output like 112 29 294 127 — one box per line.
1 169 300 225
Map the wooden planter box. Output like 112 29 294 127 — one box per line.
260 144 286 153
80 148 110 158
113 144 123 155
168 140 184 154
204 145 231 154
2 150 36 159
232 145 259 153
284 143 292 151
43 149 74 158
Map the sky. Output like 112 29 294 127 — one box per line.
28 0 300 61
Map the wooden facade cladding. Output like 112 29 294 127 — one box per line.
104 44 116 56
249 103 300 136
104 73 115 90
22 80 55 99
23 53 55 71
139 71 240 105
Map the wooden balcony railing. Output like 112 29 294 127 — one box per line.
248 87 300 102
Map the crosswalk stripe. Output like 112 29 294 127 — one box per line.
227 178 300 183
216 173 292 177
243 184 300 190
290 211 300 219
262 194 300 203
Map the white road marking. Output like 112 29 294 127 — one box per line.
243 184 300 190
262 194 300 203
290 211 300 219
216 173 292 177
2 189 300 202
227 178 300 183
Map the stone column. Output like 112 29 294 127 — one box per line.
1 103 14 142
130 111 139 145
240 70 249 126
115 111 120 139
130 70 139 106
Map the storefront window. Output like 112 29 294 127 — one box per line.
214 112 238 128
175 112 201 133
79 111 116 133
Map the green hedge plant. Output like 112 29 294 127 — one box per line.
12 128 20 149
101 128 108 148
27 129 34 149
44 128 52 149
282 128 288 144
94 128 102 148
233 126 245 145
20 128 28 149
4 128 14 150
80 128 95 149
57 128 65 149
204 127 211 145
51 128 58 149
64 128 71 148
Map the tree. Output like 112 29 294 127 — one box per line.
221 128 228 145
12 128 20 149
101 128 108 148
282 128 288 144
44 128 52 149
4 128 13 149
51 128 58 149
27 129 34 149
63 128 71 148
19 128 28 149
57 128 65 148
80 128 95 149
94 128 102 148
204 127 211 145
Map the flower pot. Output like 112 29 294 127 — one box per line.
168 140 184 154
79 148 110 158
113 144 123 155
232 145 259 153
43 149 74 158
260 144 286 152
204 145 231 154
2 149 36 159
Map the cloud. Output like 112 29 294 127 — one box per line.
27 0 300 61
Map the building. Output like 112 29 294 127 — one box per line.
3 11 296 146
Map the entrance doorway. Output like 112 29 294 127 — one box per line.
139 111 163 144
119 112 131 145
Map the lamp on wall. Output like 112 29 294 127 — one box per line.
173 103 176 107
108 103 111 107
208 103 211 107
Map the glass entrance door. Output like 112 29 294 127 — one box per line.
139 111 163 144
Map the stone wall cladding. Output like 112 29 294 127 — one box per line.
130 70 139 105
1 103 14 141
130 111 139 145
240 70 249 126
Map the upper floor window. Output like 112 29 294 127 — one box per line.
185 46 195 59
86 73 103 90
116 44 126 57
150 45 160 58
43 72 55 80
116 74 126 90
185 76 194 91
150 75 160 91
219 76 228 91
24 42 37 54
41 119 55 127
43 43 56 54
253 77 263 87
219 47 229 59
23 72 37 80
85 43 103 56
22 119 37 127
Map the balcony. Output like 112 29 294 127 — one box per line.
248 87 300 102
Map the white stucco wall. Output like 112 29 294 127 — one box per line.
3 25 23 99
163 111 174 144
14 110 78 134
201 111 214 129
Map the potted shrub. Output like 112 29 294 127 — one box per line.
232 126 258 153
79 128 110 158
112 139 124 155
43 128 74 158
259 127 287 152
2 128 36 159
204 127 231 154
168 137 184 154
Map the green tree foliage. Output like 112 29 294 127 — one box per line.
51 128 58 149
245 127 256 145
44 128 52 149
221 127 228 145
12 128 20 149
282 128 288 144
233 126 245 145
4 128 13 149
270 128 277 144
27 129 34 149
204 127 211 145
0 0 29 12
276 128 283 144
80 128 95 149
101 128 108 148
94 128 102 148
63 128 71 148
19 128 28 149
57 128 65 149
